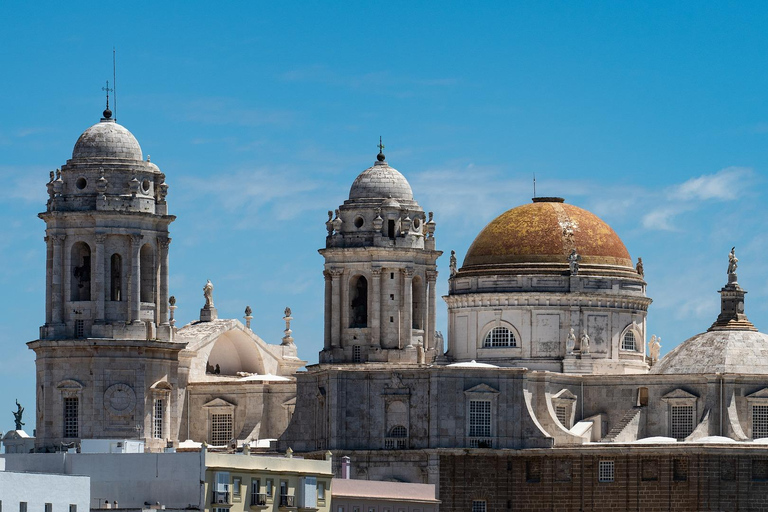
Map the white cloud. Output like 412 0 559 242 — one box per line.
675 167 752 202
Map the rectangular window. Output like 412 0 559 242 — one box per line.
318 482 326 501
19 504 26 512
621 331 636 351
753 405 768 439
390 272 394 279
674 458 688 481
598 460 614 482
45 505 52 512
671 405 694 440
388 220 396 239
64 397 79 438
266 479 274 498
353 345 362 363
233 477 241 499
471 500 486 512
556 406 568 427
70 506 77 512
469 400 491 438
216 472 230 493
210 413 233 445
153 398 164 439
74 319 84 338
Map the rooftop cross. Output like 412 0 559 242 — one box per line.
376 136 386 162
102 80 113 110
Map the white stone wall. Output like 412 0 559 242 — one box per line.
0 470 89 512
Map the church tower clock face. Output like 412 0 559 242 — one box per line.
104 383 136 416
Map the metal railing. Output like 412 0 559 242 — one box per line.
250 493 268 507
468 437 493 448
279 494 296 508
211 490 231 505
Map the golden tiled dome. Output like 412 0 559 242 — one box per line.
461 198 634 275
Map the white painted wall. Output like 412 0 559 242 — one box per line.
0 471 89 512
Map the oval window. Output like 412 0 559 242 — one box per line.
76 177 87 190
354 216 364 228
141 179 151 193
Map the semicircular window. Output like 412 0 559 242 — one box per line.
622 331 636 351
484 326 516 348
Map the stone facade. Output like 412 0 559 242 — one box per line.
319 150 441 365
28 108 305 452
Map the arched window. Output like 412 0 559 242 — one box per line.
349 275 368 328
389 425 407 438
140 244 154 303
70 242 91 301
412 276 424 329
622 331 636 351
110 253 122 301
483 326 516 348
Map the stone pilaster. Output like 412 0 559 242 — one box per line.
403 267 414 347
371 267 382 347
130 234 143 324
427 270 438 352
330 268 343 348
44 236 52 325
323 270 332 350
51 235 65 326
158 237 171 325
94 234 106 322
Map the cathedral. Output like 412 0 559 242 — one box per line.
25 101 768 510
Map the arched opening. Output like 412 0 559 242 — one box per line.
110 253 122 301
349 275 368 328
205 331 265 376
70 242 91 301
140 244 155 303
483 326 517 347
412 276 424 329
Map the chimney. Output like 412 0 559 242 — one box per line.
341 456 351 479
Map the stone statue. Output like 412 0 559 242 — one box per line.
567 249 581 275
648 335 661 361
566 328 576 355
13 400 24 431
55 169 61 180
245 305 252 316
636 257 644 277
284 306 291 318
579 331 590 354
49 170 54 182
203 280 214 308
326 211 334 236
169 295 176 306
449 250 457 277
728 247 738 275
214 364 221 375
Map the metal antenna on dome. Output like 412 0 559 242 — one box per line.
533 173 536 198
112 47 117 121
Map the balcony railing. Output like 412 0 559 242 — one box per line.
250 493 268 507
468 437 493 448
279 494 296 508
384 437 407 449
211 490 231 505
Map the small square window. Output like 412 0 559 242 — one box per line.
69 506 77 512
471 501 487 512
598 460 614 482
390 273 394 279
390 294 394 300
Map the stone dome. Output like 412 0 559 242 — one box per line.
72 118 143 161
349 158 413 201
461 198 633 273
650 330 768 375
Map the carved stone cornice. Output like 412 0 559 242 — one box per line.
130 234 143 246
371 267 383 277
426 270 438 282
329 268 344 278
94 234 107 244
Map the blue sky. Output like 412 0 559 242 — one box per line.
3 2 768 433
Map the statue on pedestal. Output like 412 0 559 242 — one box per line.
12 400 24 431
567 249 581 275
203 280 214 308
566 328 576 355
449 250 457 277
579 331 590 354
727 247 738 275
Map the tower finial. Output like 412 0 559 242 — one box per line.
101 80 113 120
377 136 386 162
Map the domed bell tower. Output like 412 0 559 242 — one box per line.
319 145 441 364
29 100 182 452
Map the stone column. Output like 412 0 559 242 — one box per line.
44 236 52 324
51 235 65 325
426 270 438 352
403 268 414 347
94 235 106 322
330 268 343 348
158 237 171 325
371 267 382 347
323 270 332 350
130 234 143 324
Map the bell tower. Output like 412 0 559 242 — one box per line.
319 144 441 364
29 101 183 452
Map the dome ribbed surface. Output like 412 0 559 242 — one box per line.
72 120 143 161
349 160 413 201
462 200 632 270
651 330 768 374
